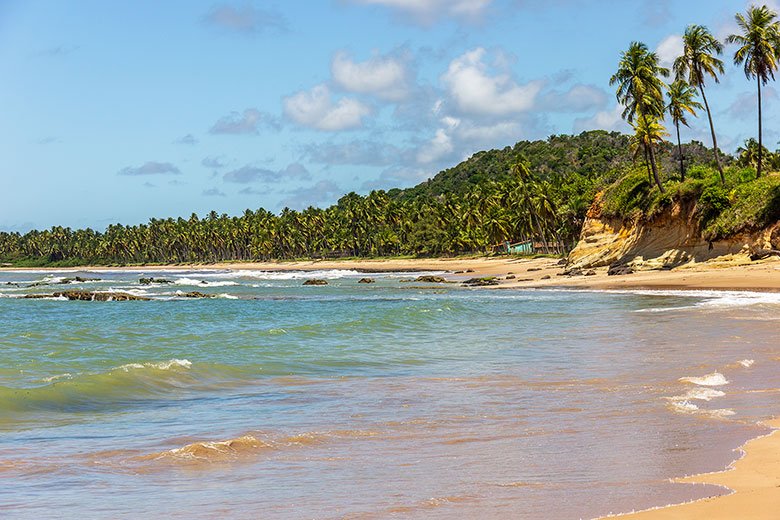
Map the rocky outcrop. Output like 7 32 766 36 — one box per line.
415 275 448 283
462 277 499 286
567 195 780 270
24 291 149 301
302 279 328 286
357 278 375 283
139 277 172 285
181 291 215 298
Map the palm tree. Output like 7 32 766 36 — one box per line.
610 41 670 192
632 117 670 184
666 80 703 180
674 25 726 182
727 5 780 178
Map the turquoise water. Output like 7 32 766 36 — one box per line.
1 269 779 519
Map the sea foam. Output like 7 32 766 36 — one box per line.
679 372 729 386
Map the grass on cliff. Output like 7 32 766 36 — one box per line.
600 165 780 240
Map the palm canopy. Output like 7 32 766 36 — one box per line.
673 25 725 86
609 42 670 123
726 5 780 84
666 80 703 127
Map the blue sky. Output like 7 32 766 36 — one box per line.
1 0 778 231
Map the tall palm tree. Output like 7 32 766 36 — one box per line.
666 80 703 180
610 41 670 192
727 5 780 178
674 25 726 182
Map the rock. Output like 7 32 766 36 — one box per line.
556 258 568 266
583 270 597 276
25 291 150 301
398 278 414 283
462 277 499 287
506 272 514 275
5 282 20 287
414 275 448 283
181 291 215 298
465 269 475 273
541 275 551 280
749 249 780 261
527 267 542 272
607 264 634 276
302 279 328 286
563 268 584 276
59 276 100 284
140 277 173 285
506 274 516 279
453 270 464 274
357 277 375 284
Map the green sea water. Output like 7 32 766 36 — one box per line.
1 268 779 519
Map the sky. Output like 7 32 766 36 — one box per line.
1 0 778 232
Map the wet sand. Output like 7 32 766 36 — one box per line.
605 418 780 519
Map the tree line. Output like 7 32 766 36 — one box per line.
615 4 780 192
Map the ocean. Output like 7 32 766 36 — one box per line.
1 269 779 519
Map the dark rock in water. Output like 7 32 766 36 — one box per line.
453 270 464 274
505 274 516 280
302 279 328 286
750 249 780 261
59 276 100 284
139 277 173 285
181 291 215 298
357 278 375 284
607 264 634 276
25 291 150 301
527 267 542 272
414 275 448 283
398 278 414 283
5 282 20 287
541 275 551 280
462 277 499 286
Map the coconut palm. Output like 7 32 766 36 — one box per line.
610 41 670 192
673 25 726 182
726 5 780 178
666 80 703 180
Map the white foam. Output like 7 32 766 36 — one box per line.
116 359 192 372
738 359 754 368
679 372 729 386
668 388 726 402
41 373 73 383
172 277 238 287
669 400 699 413
216 293 239 299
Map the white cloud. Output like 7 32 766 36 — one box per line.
416 128 454 164
349 0 492 23
331 51 411 101
656 34 683 68
573 104 629 133
441 48 542 116
539 84 608 112
283 84 371 131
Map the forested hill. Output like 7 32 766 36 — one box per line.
0 130 736 266
391 130 726 201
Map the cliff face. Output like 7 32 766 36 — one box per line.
567 195 780 269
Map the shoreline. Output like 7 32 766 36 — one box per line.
3 255 779 518
3 254 780 293
600 418 780 519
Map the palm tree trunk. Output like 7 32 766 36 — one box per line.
644 146 652 183
641 114 665 193
757 76 763 179
676 121 684 181
698 82 725 183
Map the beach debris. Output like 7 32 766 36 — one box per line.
139 277 173 285
357 278 375 284
749 248 780 261
462 277 499 286
302 279 329 286
24 290 149 301
414 275 448 283
607 264 634 276
181 291 216 298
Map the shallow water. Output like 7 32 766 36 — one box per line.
1 269 779 519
